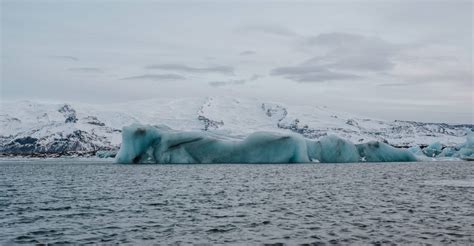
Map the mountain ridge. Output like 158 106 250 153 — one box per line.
1 97 472 157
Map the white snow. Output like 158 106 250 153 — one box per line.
1 96 472 154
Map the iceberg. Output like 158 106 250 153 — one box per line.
423 142 443 157
307 135 360 163
356 141 417 162
415 131 474 160
115 124 417 164
456 131 474 159
438 147 456 157
96 150 118 158
116 124 310 164
408 145 425 156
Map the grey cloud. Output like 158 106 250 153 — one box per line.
290 32 472 86
240 50 256 56
50 55 79 61
305 53 394 72
249 74 261 80
394 54 460 63
377 83 411 87
146 64 234 75
209 80 246 87
271 66 361 82
121 74 186 81
272 32 399 83
394 71 473 85
303 32 397 72
239 24 299 37
209 74 261 87
305 32 368 47
69 67 103 73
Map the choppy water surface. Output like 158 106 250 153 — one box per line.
1 159 473 245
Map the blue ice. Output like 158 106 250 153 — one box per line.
423 142 443 157
356 141 417 162
115 124 417 164
414 131 474 159
456 131 474 158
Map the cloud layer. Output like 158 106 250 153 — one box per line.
68 67 103 73
209 74 261 87
271 32 471 86
51 55 79 62
146 64 234 75
121 74 186 81
2 1 471 123
271 66 360 82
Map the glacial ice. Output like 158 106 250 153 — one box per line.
456 131 474 158
408 145 425 156
410 131 474 160
115 124 418 164
423 142 443 157
96 150 117 158
438 147 456 157
307 135 360 163
356 141 417 162
462 131 474 147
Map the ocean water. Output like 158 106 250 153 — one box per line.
0 159 473 245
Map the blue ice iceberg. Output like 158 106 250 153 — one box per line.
115 124 417 164
410 131 474 160
356 141 417 162
408 145 425 156
456 131 474 158
423 142 443 157
438 147 456 157
116 124 310 164
307 135 360 163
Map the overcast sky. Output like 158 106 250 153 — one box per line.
1 0 473 123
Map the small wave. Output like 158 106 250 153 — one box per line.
423 179 474 187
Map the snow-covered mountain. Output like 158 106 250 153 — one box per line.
1 97 472 157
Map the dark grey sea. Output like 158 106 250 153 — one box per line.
1 159 473 245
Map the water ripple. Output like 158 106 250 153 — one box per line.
0 160 473 244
